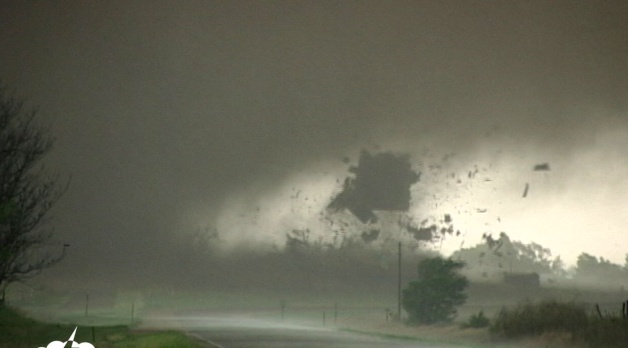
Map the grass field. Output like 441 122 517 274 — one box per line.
0 306 202 348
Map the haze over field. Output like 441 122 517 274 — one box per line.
1 0 627 291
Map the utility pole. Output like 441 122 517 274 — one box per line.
398 241 401 321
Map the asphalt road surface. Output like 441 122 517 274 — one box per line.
189 326 459 348
141 314 464 348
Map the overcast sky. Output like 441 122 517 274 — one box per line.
1 1 627 283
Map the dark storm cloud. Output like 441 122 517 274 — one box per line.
0 0 626 283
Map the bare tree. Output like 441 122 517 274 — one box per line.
0 87 67 305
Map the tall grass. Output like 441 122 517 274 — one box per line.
584 312 628 347
490 300 588 339
490 300 628 347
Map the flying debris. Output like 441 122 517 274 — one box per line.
533 163 550 171
444 214 452 223
523 183 529 197
361 229 380 243
467 166 479 179
327 150 420 223
407 225 435 241
476 208 487 213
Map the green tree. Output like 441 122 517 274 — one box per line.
0 88 66 306
402 256 468 324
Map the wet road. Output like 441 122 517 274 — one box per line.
189 326 456 348
141 315 463 348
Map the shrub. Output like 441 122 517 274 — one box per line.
490 300 588 339
461 310 490 328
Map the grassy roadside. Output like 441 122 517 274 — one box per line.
0 306 202 348
338 321 498 348
341 326 585 348
336 312 585 348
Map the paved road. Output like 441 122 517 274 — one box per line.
141 315 463 348
189 326 456 348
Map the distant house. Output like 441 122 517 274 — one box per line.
503 272 540 288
